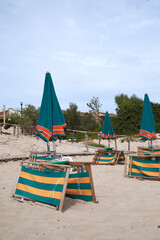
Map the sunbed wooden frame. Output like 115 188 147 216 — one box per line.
13 160 97 212
124 153 160 181
92 149 124 165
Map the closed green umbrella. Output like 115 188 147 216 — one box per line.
100 111 115 147
139 94 156 151
35 72 67 143
139 94 156 140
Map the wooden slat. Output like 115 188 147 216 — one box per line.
58 168 70 212
124 155 128 177
85 164 97 203
129 156 133 176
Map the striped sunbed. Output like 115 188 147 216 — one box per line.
15 166 93 209
128 156 160 179
137 147 160 155
93 151 125 165
66 172 93 201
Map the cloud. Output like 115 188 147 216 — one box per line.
130 17 160 29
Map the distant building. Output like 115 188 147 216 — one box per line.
99 112 117 120
0 108 20 123
62 110 117 120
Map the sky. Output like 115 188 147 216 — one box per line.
1 0 160 114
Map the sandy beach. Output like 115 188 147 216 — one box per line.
1 133 160 240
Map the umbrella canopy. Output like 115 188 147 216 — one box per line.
35 72 67 142
139 94 156 140
100 112 115 140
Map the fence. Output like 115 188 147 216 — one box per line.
0 123 139 152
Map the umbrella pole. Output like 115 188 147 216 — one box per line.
148 139 153 153
47 142 50 151
108 140 110 148
151 139 153 153
52 141 56 158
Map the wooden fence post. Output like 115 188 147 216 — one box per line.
71 131 74 143
128 137 130 151
98 134 101 146
17 125 19 138
85 133 88 152
115 137 117 150
13 125 16 135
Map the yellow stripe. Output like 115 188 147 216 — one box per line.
66 189 92 196
20 171 65 185
68 177 90 184
100 156 116 160
16 183 62 199
118 160 125 163
132 161 160 169
130 168 159 177
99 159 115 163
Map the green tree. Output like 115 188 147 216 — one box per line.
87 96 102 126
152 103 160 133
5 104 39 134
113 94 143 135
80 112 99 131
64 103 81 130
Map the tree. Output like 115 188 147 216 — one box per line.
87 96 102 126
5 104 39 133
113 94 143 135
63 103 81 130
80 112 99 131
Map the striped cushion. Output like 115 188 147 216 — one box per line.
15 166 93 207
128 157 160 178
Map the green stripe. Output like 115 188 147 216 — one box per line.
99 158 115 161
100 154 116 157
15 189 60 206
99 159 115 163
140 148 160 152
36 156 55 161
65 194 93 201
21 166 66 177
99 162 115 165
69 172 89 178
67 183 91 190
18 177 64 191
131 164 159 172
129 172 159 178
132 157 160 164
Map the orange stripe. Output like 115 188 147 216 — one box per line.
52 130 65 135
52 124 67 130
101 133 115 139
139 131 153 139
139 130 156 138
139 130 152 137
41 132 50 140
52 126 64 130
36 126 51 135
139 133 152 139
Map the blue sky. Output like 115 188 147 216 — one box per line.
1 0 160 113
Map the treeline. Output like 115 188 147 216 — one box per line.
111 94 160 135
5 94 160 135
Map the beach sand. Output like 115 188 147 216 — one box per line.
0 133 160 240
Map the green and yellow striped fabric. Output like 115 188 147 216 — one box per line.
117 154 125 165
36 156 55 161
93 152 125 165
15 166 93 207
15 166 66 206
93 153 117 165
128 157 160 178
66 172 93 201
137 147 160 155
